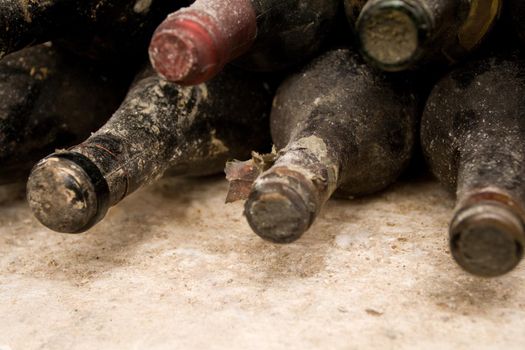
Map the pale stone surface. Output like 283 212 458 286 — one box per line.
0 177 524 349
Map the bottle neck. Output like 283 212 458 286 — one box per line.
356 0 466 70
456 128 525 206
451 130 525 276
149 0 257 84
356 0 434 71
274 136 341 204
245 134 341 243
80 77 214 204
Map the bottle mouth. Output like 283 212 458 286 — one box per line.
149 11 226 85
27 152 110 234
356 0 432 71
244 170 317 244
450 202 525 277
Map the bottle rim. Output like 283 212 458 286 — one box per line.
356 0 433 72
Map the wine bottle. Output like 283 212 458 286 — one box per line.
237 48 418 243
148 0 339 85
27 66 272 234
353 0 501 71
421 55 525 277
0 0 187 62
0 43 129 184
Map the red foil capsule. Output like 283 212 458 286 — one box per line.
149 0 257 85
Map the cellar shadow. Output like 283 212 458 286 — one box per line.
151 173 225 200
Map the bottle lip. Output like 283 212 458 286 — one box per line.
27 152 110 234
356 0 432 71
149 11 228 85
449 201 525 277
244 168 318 244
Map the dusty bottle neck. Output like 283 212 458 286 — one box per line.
274 138 341 203
455 127 525 203
450 136 525 276
245 136 340 243
356 0 434 71
26 72 195 234
356 0 465 71
149 0 257 84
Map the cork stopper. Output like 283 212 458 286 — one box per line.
244 169 317 243
27 153 110 233
356 0 431 71
450 202 525 277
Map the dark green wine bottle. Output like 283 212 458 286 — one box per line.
242 48 418 243
27 66 272 234
421 55 525 277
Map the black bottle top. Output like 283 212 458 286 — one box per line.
241 48 418 243
149 0 339 85
27 65 272 234
421 55 525 277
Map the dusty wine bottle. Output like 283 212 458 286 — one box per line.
421 55 525 277
27 66 272 234
0 0 187 61
148 0 339 85
352 0 501 71
0 43 129 185
234 48 417 243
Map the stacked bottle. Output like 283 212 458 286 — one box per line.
148 0 340 84
227 48 418 242
345 0 501 71
0 0 522 280
422 54 525 277
27 66 272 233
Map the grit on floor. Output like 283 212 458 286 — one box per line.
0 176 523 349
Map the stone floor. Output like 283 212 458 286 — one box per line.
0 176 524 349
